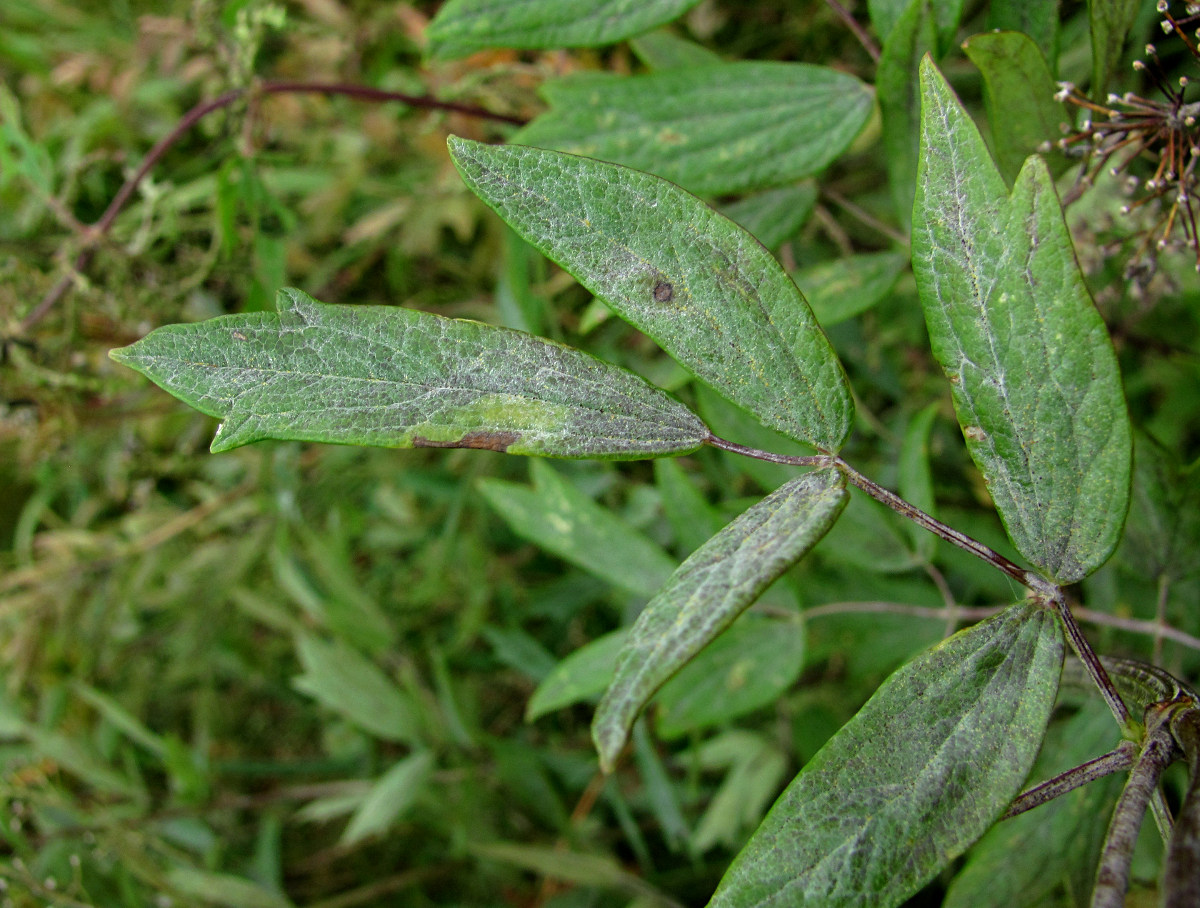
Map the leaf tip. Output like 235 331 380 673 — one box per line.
108 345 132 366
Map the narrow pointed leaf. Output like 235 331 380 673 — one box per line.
911 59 1131 582
592 469 847 771
707 602 1064 908
450 138 854 451
340 751 434 846
514 63 873 196
480 461 677 597
109 288 707 459
425 0 704 60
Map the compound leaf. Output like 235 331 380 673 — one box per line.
911 59 1131 583
426 0 704 60
592 469 847 771
707 602 1064 908
515 63 873 196
110 288 707 460
450 138 854 451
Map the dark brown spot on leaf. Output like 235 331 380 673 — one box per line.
412 430 520 452
653 280 674 303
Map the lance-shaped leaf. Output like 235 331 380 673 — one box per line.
109 288 707 459
707 602 1064 908
449 138 854 452
911 59 1131 583
514 63 873 196
425 0 704 60
592 469 847 771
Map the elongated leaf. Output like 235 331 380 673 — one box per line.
480 460 677 597
425 0 704 60
514 63 873 196
592 469 847 771
911 59 1131 583
526 628 630 720
292 635 419 744
629 29 722 70
109 287 707 459
1090 0 1140 98
987 0 1059 67
964 31 1065 184
944 701 1122 908
341 751 434 846
723 183 818 251
707 602 1064 908
655 614 806 738
794 250 908 327
450 138 854 451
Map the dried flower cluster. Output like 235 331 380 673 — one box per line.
1052 1 1200 277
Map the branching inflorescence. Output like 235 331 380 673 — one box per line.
1053 1 1200 276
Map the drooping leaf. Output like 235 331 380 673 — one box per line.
794 250 908 327
513 63 873 196
592 469 847 771
341 751 435 846
898 402 940 561
165 868 293 908
655 613 806 738
944 701 1122 908
963 31 1066 184
1120 432 1200 582
654 458 726 555
707 602 1064 908
479 460 677 597
292 635 419 744
425 0 704 60
688 731 789 853
911 58 1132 583
109 288 706 460
450 138 854 451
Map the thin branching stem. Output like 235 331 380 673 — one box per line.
21 81 525 332
1002 741 1137 820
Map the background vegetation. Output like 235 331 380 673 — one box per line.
2 1 1198 906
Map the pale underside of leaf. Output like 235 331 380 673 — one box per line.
592 468 847 771
514 62 874 195
426 0 704 60
449 137 853 452
707 602 1064 908
109 288 707 459
911 58 1131 582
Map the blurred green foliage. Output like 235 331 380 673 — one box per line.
1 1 1198 906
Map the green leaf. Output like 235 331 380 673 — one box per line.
629 29 722 70
794 250 908 327
655 613 806 738
109 287 707 460
944 701 1122 908
341 751 435 846
877 0 938 226
963 31 1066 185
911 58 1132 583
526 628 630 720
688 731 788 853
898 402 940 561
292 634 419 744
166 868 293 908
722 183 818 251
654 457 726 555
592 469 847 771
987 0 1059 63
450 137 854 451
479 461 677 597
470 842 672 902
513 63 874 195
1120 432 1200 581
707 602 1064 908
1089 0 1141 98
425 0 704 60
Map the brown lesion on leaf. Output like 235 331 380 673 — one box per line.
412 430 521 452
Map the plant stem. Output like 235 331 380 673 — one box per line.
21 81 524 333
1002 742 1137 820
707 436 1135 729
